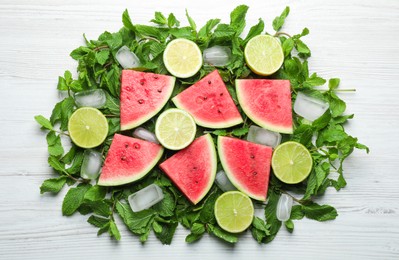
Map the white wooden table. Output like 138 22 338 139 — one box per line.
1 0 399 259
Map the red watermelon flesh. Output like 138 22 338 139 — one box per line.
98 134 164 186
217 136 272 201
172 70 243 129
236 79 293 134
159 134 217 204
120 70 175 130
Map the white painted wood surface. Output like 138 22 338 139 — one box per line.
1 0 399 259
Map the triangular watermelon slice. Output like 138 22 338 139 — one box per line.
236 79 293 134
172 70 243 129
98 134 164 186
159 134 217 204
217 136 272 201
120 70 175 131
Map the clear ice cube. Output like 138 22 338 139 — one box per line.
215 170 237 192
276 194 293 222
81 150 102 180
247 125 282 148
74 89 106 108
133 127 159 144
128 184 164 212
203 46 232 66
294 92 329 122
116 45 141 69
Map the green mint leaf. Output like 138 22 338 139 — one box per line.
185 9 197 33
282 37 294 57
191 223 206 235
355 142 370 153
40 176 67 194
272 6 290 31
48 155 66 173
50 100 63 125
329 93 346 117
284 219 294 233
303 73 326 88
232 127 249 137
109 220 121 240
264 191 282 237
296 40 310 55
87 215 109 228
70 46 91 60
84 200 111 217
116 201 155 235
61 145 77 165
66 149 84 175
167 13 180 28
199 189 219 223
60 97 75 131
302 203 338 221
243 18 264 44
62 184 91 216
303 169 317 200
169 27 196 40
208 224 238 243
152 191 175 217
34 115 53 131
151 11 167 26
84 185 106 201
212 23 236 42
185 233 203 243
122 9 136 32
230 5 249 36
95 50 110 65
290 205 305 220
198 19 220 40
312 110 331 131
154 221 178 245
97 222 110 236
328 78 340 90
46 131 64 158
152 221 163 233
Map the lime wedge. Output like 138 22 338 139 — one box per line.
163 38 202 78
271 141 313 184
244 35 284 76
214 191 254 233
155 108 196 150
68 107 109 148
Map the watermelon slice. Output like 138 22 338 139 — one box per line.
236 79 293 134
159 134 217 204
217 136 272 201
120 70 175 131
172 70 243 128
98 134 164 186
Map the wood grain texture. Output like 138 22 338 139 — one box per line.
1 0 399 259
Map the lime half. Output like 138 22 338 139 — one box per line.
244 35 284 76
272 141 313 184
214 191 254 233
68 107 108 148
155 108 196 150
163 38 202 78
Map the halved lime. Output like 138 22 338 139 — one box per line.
155 108 196 150
244 35 284 76
163 38 202 78
214 191 254 233
68 107 108 148
271 141 313 184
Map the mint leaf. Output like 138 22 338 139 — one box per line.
116 201 155 236
232 127 249 137
273 6 290 31
84 185 106 201
60 97 75 131
282 38 294 57
208 224 238 243
152 191 175 217
302 203 338 221
243 18 264 44
40 176 67 194
122 9 135 32
95 50 110 65
185 9 197 33
191 223 206 234
264 190 281 242
290 205 305 220
167 13 180 28
109 220 121 240
230 5 249 36
329 78 340 90
329 92 346 117
284 219 294 232
46 132 64 158
185 233 203 243
151 11 167 26
154 221 178 244
48 155 66 173
34 115 53 130
62 184 91 216
87 215 109 228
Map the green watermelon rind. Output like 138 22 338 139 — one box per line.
235 79 293 134
172 97 244 129
120 76 176 131
217 136 266 201
98 146 164 187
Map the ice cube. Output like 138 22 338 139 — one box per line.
74 89 106 108
116 46 141 69
203 46 232 66
294 92 329 122
276 194 293 222
247 125 282 148
128 184 164 212
133 127 159 144
80 150 102 180
215 170 237 192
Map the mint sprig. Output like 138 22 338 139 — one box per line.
35 5 368 245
